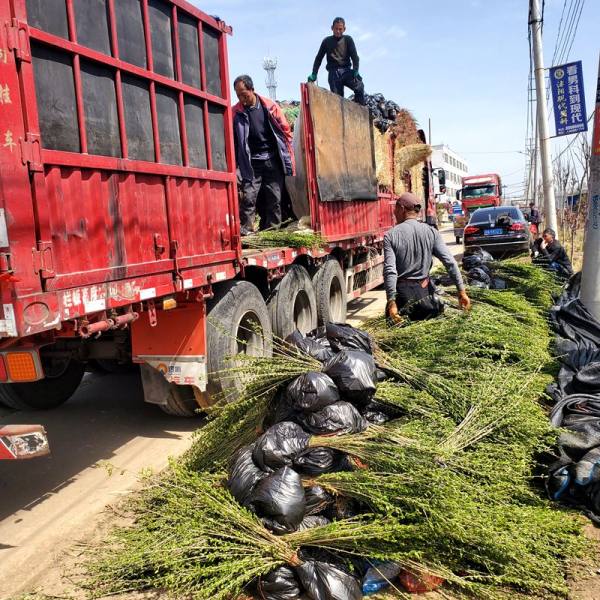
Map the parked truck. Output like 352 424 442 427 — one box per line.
0 0 432 416
454 173 503 243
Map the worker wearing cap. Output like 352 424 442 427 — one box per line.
384 193 471 323
308 17 365 105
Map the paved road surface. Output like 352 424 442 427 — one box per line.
0 223 461 598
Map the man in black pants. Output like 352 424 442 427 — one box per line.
232 75 295 236
383 193 471 324
308 17 365 105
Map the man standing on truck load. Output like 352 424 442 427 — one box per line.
384 193 471 323
232 75 295 236
308 17 365 105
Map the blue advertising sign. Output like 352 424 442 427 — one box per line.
550 61 587 137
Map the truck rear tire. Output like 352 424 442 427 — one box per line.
268 264 317 339
139 363 201 417
207 280 273 401
0 358 85 410
313 259 347 325
159 384 200 417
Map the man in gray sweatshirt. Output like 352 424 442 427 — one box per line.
383 193 471 323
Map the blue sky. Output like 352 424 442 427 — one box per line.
193 0 598 197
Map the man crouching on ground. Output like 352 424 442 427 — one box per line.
384 193 471 324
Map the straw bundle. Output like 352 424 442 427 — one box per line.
394 143 432 173
393 143 429 197
410 162 425 200
389 108 420 146
373 126 393 189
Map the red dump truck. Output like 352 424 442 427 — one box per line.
0 0 431 415
453 173 502 243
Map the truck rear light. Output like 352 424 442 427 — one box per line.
464 226 480 235
510 223 526 231
5 352 39 382
0 355 6 381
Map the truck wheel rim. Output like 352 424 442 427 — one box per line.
293 290 312 333
329 277 344 321
236 311 264 357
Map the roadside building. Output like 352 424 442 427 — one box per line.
431 144 469 204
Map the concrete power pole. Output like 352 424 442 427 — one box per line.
530 0 558 234
580 54 600 320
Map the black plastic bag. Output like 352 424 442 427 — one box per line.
324 350 377 403
294 447 354 475
327 496 361 520
287 372 340 412
227 445 268 506
573 362 600 393
462 254 484 270
298 401 367 435
491 277 508 290
253 422 311 472
360 400 404 425
463 246 494 262
258 566 302 600
285 330 334 363
249 466 306 534
304 485 334 515
298 515 331 531
467 267 492 286
263 388 303 430
325 322 374 355
549 298 600 351
295 560 362 600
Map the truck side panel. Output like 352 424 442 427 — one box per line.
2 0 239 325
0 0 44 309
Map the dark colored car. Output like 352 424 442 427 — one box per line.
463 206 531 256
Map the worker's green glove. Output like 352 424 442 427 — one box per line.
353 70 362 81
307 73 317 83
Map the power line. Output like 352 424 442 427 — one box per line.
564 0 584 61
551 0 569 66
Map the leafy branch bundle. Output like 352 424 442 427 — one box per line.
85 261 588 600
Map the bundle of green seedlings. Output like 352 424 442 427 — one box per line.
85 261 588 600
241 229 325 250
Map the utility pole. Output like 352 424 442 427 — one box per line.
529 0 558 233
532 111 539 206
580 53 600 320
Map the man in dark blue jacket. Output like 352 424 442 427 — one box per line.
232 75 295 236
308 17 365 105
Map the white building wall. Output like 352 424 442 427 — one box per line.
431 144 469 204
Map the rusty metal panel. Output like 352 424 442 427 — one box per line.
307 84 377 202
318 199 380 240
